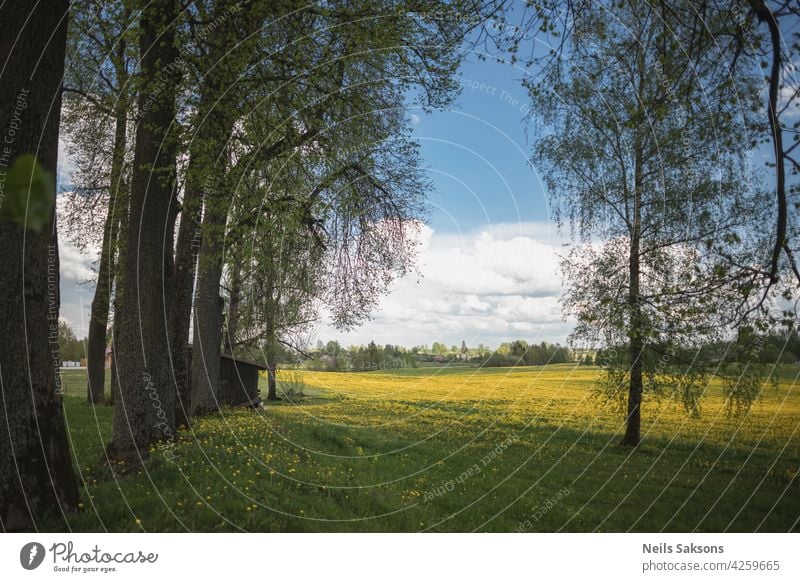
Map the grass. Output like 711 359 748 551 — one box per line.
46 363 800 532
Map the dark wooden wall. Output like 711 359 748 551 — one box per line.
219 356 261 406
186 347 262 407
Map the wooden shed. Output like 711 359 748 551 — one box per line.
107 345 265 408
186 347 265 408
218 353 265 407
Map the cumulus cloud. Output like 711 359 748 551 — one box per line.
56 197 98 336
55 214 575 346
59 236 96 282
316 222 573 348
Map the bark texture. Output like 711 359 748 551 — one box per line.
86 93 128 404
107 0 180 462
0 0 80 530
190 225 226 416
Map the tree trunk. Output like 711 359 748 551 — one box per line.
225 260 241 353
621 145 644 448
170 37 240 425
0 0 80 530
266 317 278 401
86 95 128 404
107 0 180 463
170 181 201 427
108 165 130 408
190 236 225 415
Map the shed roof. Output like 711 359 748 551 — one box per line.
220 352 268 370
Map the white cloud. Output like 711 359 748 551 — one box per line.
56 196 98 283
54 215 576 347
316 222 573 348
56 197 98 336
58 236 96 282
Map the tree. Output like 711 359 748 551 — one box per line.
187 1 475 413
501 0 800 318
58 321 85 362
107 0 181 462
0 0 81 530
62 0 136 404
223 179 327 401
172 0 257 419
528 2 762 445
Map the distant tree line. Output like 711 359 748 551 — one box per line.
303 339 574 371
305 340 418 372
596 329 800 370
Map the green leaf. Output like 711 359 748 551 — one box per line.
0 154 55 231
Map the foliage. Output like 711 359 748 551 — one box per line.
276 371 307 401
58 321 85 362
528 2 765 422
0 155 56 231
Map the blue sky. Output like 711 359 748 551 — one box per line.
413 55 551 232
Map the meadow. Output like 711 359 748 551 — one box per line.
48 364 800 532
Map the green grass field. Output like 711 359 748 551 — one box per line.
47 364 800 532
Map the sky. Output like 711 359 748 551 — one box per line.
56 54 576 350
314 54 573 348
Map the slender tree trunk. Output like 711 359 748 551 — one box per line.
170 181 202 426
107 0 180 462
266 316 278 401
225 260 241 353
109 344 118 405
109 169 130 408
621 147 644 448
190 232 225 415
86 96 128 404
0 0 81 530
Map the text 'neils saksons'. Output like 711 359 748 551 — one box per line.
643 543 724 554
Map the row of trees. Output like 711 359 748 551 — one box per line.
2 0 799 530
305 340 419 372
306 327 800 373
0 0 497 530
303 339 573 370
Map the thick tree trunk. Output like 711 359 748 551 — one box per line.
171 40 240 424
0 0 80 530
86 97 128 404
107 0 180 463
